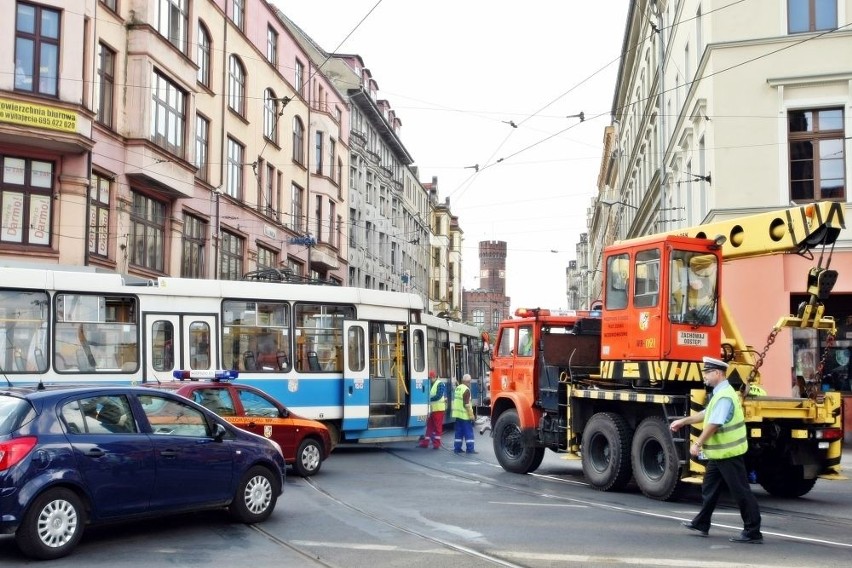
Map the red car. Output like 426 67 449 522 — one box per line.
149 372 331 476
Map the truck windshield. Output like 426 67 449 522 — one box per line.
669 251 718 326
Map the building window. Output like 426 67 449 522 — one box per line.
314 195 323 242
219 230 243 280
228 55 246 116
295 59 304 97
293 117 305 164
96 43 115 127
492 309 502 324
156 0 187 53
291 183 304 232
226 136 244 199
257 245 277 271
328 202 336 247
100 0 117 11
788 0 837 33
264 89 278 143
88 173 111 258
15 2 60 96
315 131 324 175
266 25 277 65
231 0 244 31
195 114 209 182
1 156 52 246
789 108 845 201
182 213 206 278
263 163 277 219
150 71 186 156
328 139 336 181
197 22 211 87
130 192 166 272
472 309 485 326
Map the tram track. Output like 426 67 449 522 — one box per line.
251 473 527 568
381 444 852 547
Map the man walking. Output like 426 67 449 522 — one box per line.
452 374 476 454
419 370 446 449
670 356 763 543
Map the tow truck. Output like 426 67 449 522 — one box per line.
489 201 845 500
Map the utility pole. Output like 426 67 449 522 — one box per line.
652 0 667 232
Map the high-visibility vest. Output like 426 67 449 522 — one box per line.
430 379 446 412
703 384 748 459
452 383 471 421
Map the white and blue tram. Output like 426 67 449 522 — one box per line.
0 265 487 444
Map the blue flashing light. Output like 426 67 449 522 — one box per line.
172 370 239 382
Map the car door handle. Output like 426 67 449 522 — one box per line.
86 448 105 458
159 449 178 458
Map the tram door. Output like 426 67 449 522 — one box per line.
342 320 369 431
408 324 428 428
144 314 218 383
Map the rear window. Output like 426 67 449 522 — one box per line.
0 395 36 435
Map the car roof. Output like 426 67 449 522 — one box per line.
0 383 186 402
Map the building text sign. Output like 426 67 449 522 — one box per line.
0 98 77 133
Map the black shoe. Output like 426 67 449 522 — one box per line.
681 521 708 536
730 533 763 544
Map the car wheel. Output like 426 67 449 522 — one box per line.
229 466 279 523
15 488 85 560
294 438 323 477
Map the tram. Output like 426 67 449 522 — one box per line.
0 265 488 445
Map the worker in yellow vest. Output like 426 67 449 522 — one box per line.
419 370 446 449
452 374 476 454
670 356 762 543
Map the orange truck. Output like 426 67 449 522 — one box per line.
489 201 845 500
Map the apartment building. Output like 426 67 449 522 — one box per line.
0 0 347 283
581 0 852 397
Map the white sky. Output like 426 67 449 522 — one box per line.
274 1 630 312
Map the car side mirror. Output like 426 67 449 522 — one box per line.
212 422 227 442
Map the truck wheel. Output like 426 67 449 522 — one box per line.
758 465 817 497
15 488 85 560
493 409 542 474
527 447 546 473
581 412 633 491
631 416 680 500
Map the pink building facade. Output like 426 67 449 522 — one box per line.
0 0 348 282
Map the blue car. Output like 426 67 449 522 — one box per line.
0 384 287 560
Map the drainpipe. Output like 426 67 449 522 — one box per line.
652 0 666 231
215 18 229 279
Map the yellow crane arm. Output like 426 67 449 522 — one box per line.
664 201 845 260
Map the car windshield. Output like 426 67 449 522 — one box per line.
0 394 35 435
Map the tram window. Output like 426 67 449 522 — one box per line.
436 330 449 378
189 322 210 370
347 326 365 372
0 290 49 373
54 294 138 373
427 327 438 377
152 320 174 372
294 303 354 372
223 300 291 372
412 328 425 373
369 322 406 380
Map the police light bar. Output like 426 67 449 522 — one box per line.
172 370 239 382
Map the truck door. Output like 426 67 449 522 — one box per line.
144 313 217 383
627 248 663 360
408 324 429 428
342 320 369 431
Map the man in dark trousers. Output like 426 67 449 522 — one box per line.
670 356 763 543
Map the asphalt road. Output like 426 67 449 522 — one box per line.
3 433 852 567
